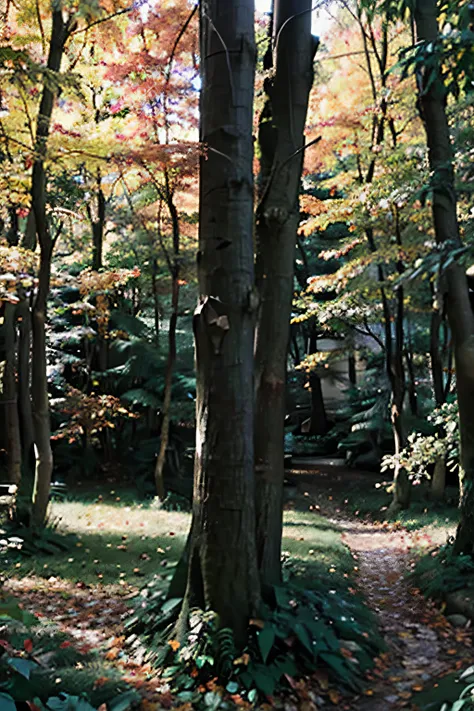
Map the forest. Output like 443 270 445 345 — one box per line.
0 0 474 709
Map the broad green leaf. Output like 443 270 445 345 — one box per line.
7 657 37 679
257 625 275 663
0 693 16 711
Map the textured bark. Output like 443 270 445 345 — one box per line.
30 7 73 526
179 0 260 644
254 0 316 588
414 0 474 553
2 304 21 484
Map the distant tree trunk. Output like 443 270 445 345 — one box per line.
430 298 445 408
254 0 316 588
16 299 35 468
2 304 21 484
389 286 409 512
414 0 474 552
307 323 328 436
31 248 54 526
429 292 447 500
155 188 180 500
177 0 260 645
89 167 105 271
29 7 73 526
151 261 161 343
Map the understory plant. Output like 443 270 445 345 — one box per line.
381 401 459 482
126 576 384 706
0 598 136 709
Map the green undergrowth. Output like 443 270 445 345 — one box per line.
127 511 382 707
329 478 459 530
0 597 137 710
411 542 474 599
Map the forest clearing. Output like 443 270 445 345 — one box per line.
1 0 474 708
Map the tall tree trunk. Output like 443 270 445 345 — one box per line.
178 0 260 645
31 250 53 526
389 286 409 512
154 279 178 499
254 0 316 588
429 292 447 500
2 304 21 484
155 189 180 499
414 0 474 552
29 7 73 526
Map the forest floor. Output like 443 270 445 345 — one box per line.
288 463 474 710
2 465 473 710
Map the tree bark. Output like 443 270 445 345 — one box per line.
16 298 35 469
88 167 105 271
254 0 316 588
307 323 328 435
2 303 21 484
178 0 260 645
414 0 474 552
30 7 73 526
155 190 180 500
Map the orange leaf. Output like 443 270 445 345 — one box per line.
329 689 341 704
168 639 180 652
105 648 120 661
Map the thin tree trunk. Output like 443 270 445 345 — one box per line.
154 282 178 499
429 291 447 500
31 250 53 526
389 286 409 511
178 0 260 644
16 299 34 467
155 173 181 499
91 169 105 271
2 304 21 484
254 0 316 588
307 323 328 436
414 0 474 553
29 7 73 526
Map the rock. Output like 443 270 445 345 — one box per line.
446 614 468 627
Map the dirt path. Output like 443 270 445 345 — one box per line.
289 463 474 710
335 519 473 710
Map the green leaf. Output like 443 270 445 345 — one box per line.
451 701 467 711
46 696 97 711
0 693 16 711
226 681 239 694
257 625 275 663
161 597 182 616
108 690 141 711
7 657 38 679
248 689 258 703
294 622 313 655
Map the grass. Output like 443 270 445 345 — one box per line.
1 490 354 593
326 477 460 530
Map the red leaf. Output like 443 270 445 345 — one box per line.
24 638 33 653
